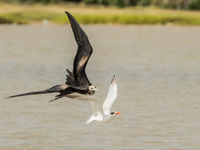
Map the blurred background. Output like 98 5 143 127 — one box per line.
1 0 200 150
0 0 200 9
1 0 200 25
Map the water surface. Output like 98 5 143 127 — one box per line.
0 24 200 150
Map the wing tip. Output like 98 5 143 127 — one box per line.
65 11 71 18
2 96 11 101
65 11 69 15
4 95 18 99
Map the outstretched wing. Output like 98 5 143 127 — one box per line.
86 99 103 124
65 11 93 87
103 75 118 115
72 95 102 115
6 85 68 99
68 95 103 124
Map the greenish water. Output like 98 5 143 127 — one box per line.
0 25 200 150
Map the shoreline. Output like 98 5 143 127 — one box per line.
1 3 200 25
2 23 200 28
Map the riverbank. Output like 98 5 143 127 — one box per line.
1 2 200 25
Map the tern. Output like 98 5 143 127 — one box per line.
86 75 120 124
77 75 120 124
7 11 97 102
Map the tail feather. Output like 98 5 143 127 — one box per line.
6 85 67 99
86 115 95 124
48 88 74 103
48 95 62 103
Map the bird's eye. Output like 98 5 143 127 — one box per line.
90 86 95 90
110 112 114 115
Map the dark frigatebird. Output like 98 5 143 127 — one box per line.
7 11 97 102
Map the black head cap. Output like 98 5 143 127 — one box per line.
110 112 115 115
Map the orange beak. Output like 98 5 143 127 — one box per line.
115 112 121 115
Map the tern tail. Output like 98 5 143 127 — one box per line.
6 85 68 99
86 115 95 124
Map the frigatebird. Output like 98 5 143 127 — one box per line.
7 11 97 102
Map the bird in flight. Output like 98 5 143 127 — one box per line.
7 11 97 102
75 75 120 124
86 75 120 124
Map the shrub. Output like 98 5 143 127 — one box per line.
139 0 151 6
83 0 97 4
188 0 200 10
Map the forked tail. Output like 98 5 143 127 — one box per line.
86 115 95 124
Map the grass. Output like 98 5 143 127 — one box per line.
1 2 200 25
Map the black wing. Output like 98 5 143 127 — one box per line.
6 85 67 99
65 11 93 87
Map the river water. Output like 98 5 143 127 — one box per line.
0 24 200 150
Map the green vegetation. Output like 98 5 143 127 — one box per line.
0 13 27 24
1 0 200 10
1 2 200 25
53 14 200 25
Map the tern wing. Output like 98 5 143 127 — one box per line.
65 11 93 88
103 75 118 115
86 100 103 124
76 96 102 114
73 96 103 124
90 99 102 115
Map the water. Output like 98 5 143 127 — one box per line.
0 24 200 150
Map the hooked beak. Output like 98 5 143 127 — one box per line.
94 88 98 91
114 112 121 115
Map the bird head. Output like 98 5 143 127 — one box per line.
88 85 98 95
110 111 121 115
